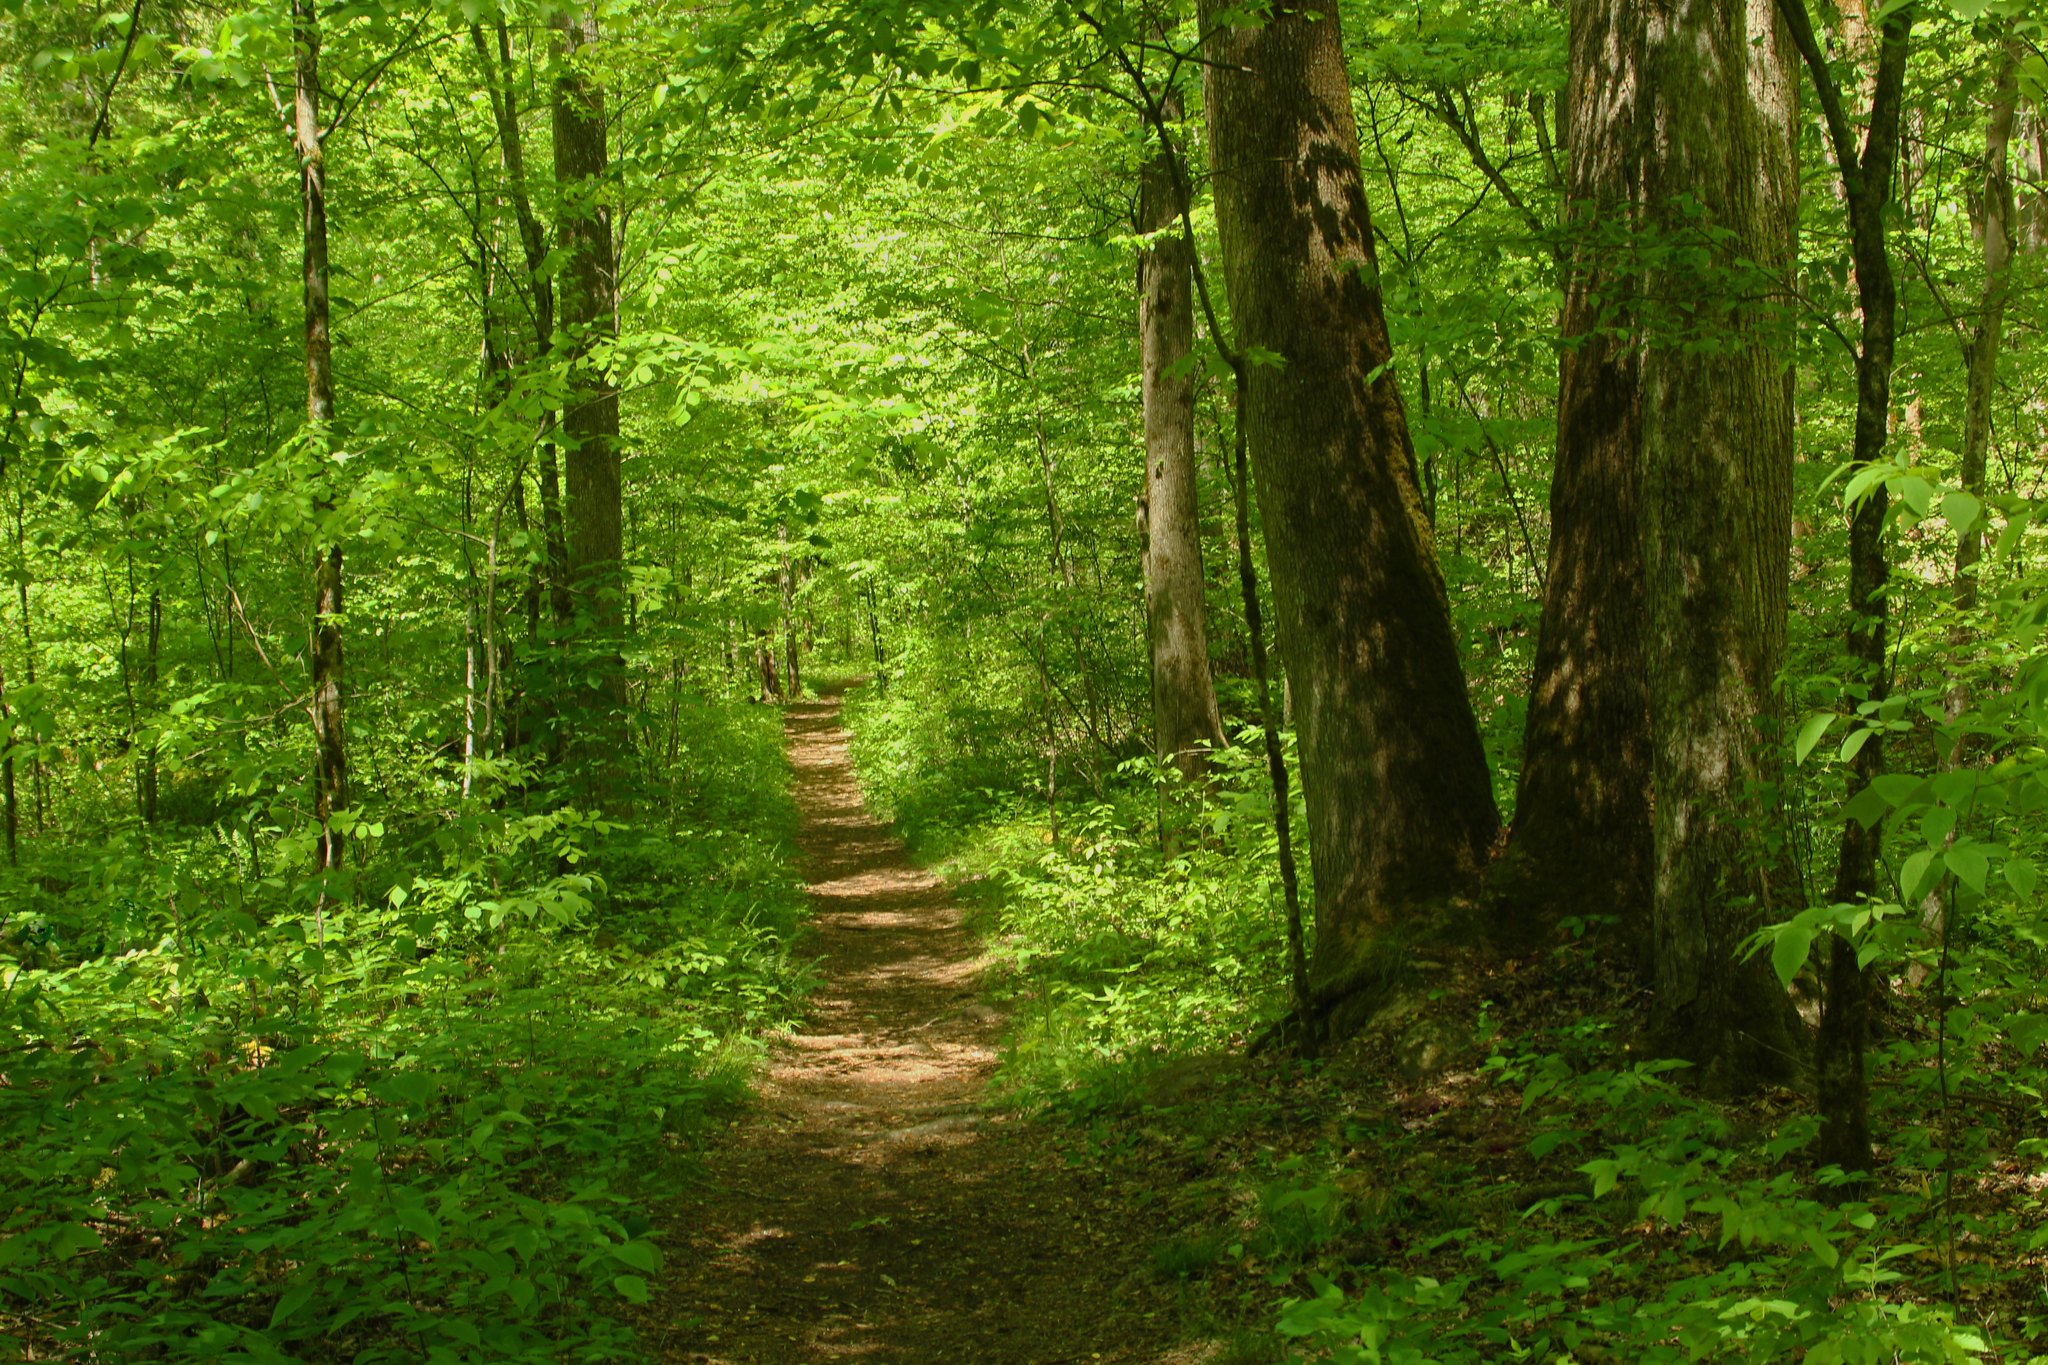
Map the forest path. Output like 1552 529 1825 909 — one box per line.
648 692 1174 1364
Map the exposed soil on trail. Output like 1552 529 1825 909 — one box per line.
648 694 1178 1364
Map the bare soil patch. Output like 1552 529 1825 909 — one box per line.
648 695 1177 1364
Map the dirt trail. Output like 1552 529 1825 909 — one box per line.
650 694 1171 1364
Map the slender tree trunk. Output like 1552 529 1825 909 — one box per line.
865 578 885 684
1910 40 2022 976
1 619 14 864
1198 0 1499 1028
297 0 346 884
1491 0 1652 945
779 525 802 700
1948 41 2019 707
2015 109 2047 254
472 21 571 632
13 519 44 833
1137 82 1226 784
142 585 159 823
757 626 781 701
537 443 571 628
1638 0 1804 1092
1780 0 1914 1173
553 10 625 709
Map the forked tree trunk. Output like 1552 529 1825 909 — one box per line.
472 21 572 633
297 0 347 882
1198 0 1500 1027
1137 84 1226 783
1493 0 1653 945
1639 0 1803 1091
554 8 625 715
1780 0 1914 1173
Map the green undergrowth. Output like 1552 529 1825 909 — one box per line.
841 681 2048 1364
1007 937 2048 1365
843 677 1311 1108
1265 1004 2045 1365
0 700 809 1363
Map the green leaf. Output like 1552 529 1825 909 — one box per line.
1945 843 1989 895
1794 711 1838 764
1772 919 1816 987
1838 726 1874 763
613 1274 650 1303
1579 1158 1623 1198
2006 856 2038 898
613 1239 662 1272
1898 474 1934 517
395 1208 441 1245
1940 489 1983 533
270 1282 317 1329
1901 849 1940 903
1842 783 1888 828
50 1223 102 1260
1870 774 1926 807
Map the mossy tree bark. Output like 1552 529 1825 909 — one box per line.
553 9 628 751
1494 0 1653 946
1198 0 1499 1025
1638 0 1804 1091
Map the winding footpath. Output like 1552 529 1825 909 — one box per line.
649 694 1173 1364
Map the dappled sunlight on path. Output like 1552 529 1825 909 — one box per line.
648 691 1178 1364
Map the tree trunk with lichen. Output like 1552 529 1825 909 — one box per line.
1639 0 1804 1092
553 9 628 785
1137 84 1226 784
1492 0 1653 948
1198 0 1499 1031
297 0 347 881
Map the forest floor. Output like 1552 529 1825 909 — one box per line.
643 694 1190 1364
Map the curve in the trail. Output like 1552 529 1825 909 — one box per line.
650 693 1170 1364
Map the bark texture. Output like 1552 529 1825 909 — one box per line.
1638 0 1802 1090
1954 44 2019 625
1494 0 1653 943
1781 0 1913 1174
553 11 625 697
473 20 572 631
1137 89 1226 783
1198 0 1500 1019
297 0 346 879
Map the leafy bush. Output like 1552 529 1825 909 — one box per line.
0 702 806 1362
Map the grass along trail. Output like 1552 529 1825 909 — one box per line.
648 692 1175 1364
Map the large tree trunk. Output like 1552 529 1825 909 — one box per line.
1492 0 1653 945
1137 86 1226 783
297 0 347 881
1639 0 1803 1091
554 12 623 668
1198 0 1500 1026
1781 0 1913 1174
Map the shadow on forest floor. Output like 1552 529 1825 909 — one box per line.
644 693 1201 1364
